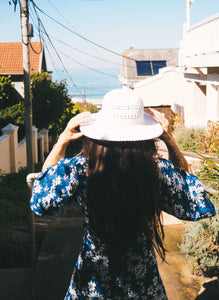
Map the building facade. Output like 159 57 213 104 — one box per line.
120 14 219 128
119 48 179 88
0 41 48 97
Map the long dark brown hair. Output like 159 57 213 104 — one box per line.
83 138 165 273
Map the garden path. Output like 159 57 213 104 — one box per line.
0 206 218 299
29 210 218 300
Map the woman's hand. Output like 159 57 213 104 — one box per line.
147 107 169 133
57 111 91 146
147 108 190 172
148 108 191 172
42 112 90 171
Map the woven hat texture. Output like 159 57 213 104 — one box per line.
80 88 163 141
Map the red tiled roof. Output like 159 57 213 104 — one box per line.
0 42 43 75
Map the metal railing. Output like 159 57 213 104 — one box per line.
180 14 219 67
184 14 219 57
26 172 40 265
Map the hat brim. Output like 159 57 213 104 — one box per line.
80 112 163 141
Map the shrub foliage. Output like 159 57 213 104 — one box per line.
180 134 219 276
0 164 43 267
0 167 30 267
173 127 203 152
199 121 219 155
0 73 87 141
0 75 20 109
180 194 218 276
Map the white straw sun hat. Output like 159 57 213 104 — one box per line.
80 88 163 141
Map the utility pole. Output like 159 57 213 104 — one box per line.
83 91 87 110
21 0 36 266
21 0 34 174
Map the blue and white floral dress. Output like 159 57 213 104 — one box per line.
30 156 216 299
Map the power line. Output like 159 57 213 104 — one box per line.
32 1 124 68
30 0 136 62
58 50 118 78
30 2 119 80
47 0 79 32
46 35 123 68
30 0 168 71
30 3 83 97
43 25 83 97
37 29 128 70
30 0 164 85
29 8 63 79
43 0 135 69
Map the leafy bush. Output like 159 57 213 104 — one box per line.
0 229 30 268
180 139 219 276
173 127 203 152
0 102 25 140
197 160 219 191
0 73 98 142
49 102 82 141
0 75 20 109
199 121 219 155
75 101 98 113
0 164 42 267
0 75 25 139
31 73 71 131
180 193 219 276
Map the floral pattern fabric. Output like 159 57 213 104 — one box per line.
30 156 216 299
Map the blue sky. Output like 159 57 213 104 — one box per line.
0 0 218 72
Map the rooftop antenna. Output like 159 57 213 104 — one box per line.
186 0 195 29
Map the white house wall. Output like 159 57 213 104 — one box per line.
134 68 207 128
206 83 219 123
13 81 24 97
186 81 207 128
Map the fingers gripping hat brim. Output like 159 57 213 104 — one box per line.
80 112 163 141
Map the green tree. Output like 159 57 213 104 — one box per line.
0 75 20 109
31 72 71 129
0 73 96 142
31 73 85 141
0 102 25 140
0 76 25 139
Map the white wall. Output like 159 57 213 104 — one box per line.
185 81 207 128
206 83 219 123
13 81 24 97
134 68 208 128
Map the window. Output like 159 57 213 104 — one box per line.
136 60 166 76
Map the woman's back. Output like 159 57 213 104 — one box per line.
31 153 215 299
84 139 165 274
30 88 216 299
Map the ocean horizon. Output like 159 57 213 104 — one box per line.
52 67 121 103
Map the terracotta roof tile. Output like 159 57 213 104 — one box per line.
0 42 43 75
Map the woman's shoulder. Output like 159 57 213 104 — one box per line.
156 157 189 179
156 157 175 170
59 155 88 168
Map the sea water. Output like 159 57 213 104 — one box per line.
53 67 121 104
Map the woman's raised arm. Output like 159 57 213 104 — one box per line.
42 112 90 171
147 108 190 172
